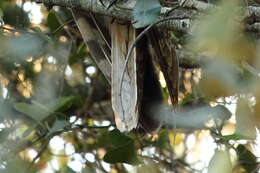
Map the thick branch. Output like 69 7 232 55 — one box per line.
36 0 260 32
36 0 257 69
91 101 232 130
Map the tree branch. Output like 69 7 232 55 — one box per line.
36 0 260 32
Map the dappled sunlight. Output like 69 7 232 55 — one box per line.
22 2 43 24
0 0 260 172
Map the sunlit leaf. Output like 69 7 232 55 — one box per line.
235 98 256 140
222 134 253 141
208 149 232 173
169 131 183 147
36 149 52 169
22 123 38 138
133 0 161 28
236 144 257 173
67 64 85 86
189 0 256 64
156 129 168 149
58 155 69 171
199 60 240 98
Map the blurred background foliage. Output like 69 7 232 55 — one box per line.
0 0 260 173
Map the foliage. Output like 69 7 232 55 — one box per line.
0 0 259 173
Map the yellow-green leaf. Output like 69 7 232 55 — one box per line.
235 98 256 140
208 149 232 173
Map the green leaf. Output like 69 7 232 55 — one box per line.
30 26 51 43
188 1 255 65
156 129 168 149
2 5 30 27
222 134 253 141
0 8 3 17
65 166 77 173
104 140 140 165
179 94 193 105
46 96 75 113
235 99 256 140
189 1 242 52
14 102 50 122
133 0 161 28
208 149 232 173
69 43 88 64
236 144 257 173
47 10 61 33
97 131 110 148
49 120 68 134
22 123 38 138
103 129 140 164
14 96 74 123
107 129 133 147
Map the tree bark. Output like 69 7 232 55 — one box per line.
36 0 260 33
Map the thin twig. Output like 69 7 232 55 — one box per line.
90 13 111 51
2 26 33 34
89 13 112 65
95 153 109 173
27 138 50 172
54 12 74 39
51 19 74 35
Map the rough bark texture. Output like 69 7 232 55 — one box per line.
36 0 260 33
